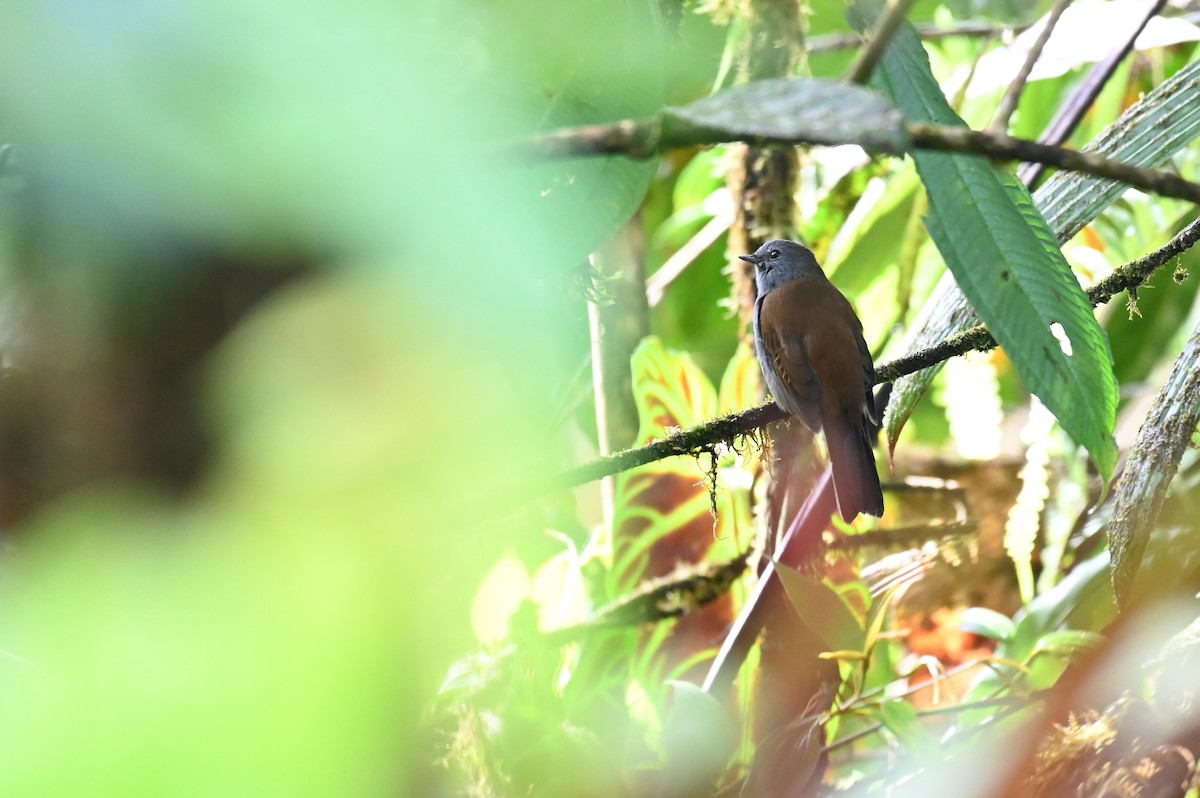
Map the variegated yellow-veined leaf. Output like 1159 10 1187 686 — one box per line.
610 337 751 680
629 336 718 446
718 339 762 417
717 338 765 491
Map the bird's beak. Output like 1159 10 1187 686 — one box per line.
738 254 757 264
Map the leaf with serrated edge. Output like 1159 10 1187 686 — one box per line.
883 58 1200 466
869 16 1117 481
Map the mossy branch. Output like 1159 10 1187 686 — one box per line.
505 214 1200 505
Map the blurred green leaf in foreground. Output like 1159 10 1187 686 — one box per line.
0 0 665 794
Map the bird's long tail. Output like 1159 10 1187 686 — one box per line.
824 409 884 521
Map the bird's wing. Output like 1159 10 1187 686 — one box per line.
758 281 823 431
854 321 878 425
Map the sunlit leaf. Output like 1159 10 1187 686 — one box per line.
879 698 937 756
959 607 1017 642
1005 399 1055 603
471 551 533 647
776 563 867 654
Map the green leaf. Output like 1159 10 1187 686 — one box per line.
823 163 922 294
959 607 1017 642
869 15 1118 482
1031 630 1105 659
510 0 664 256
878 699 936 756
776 563 866 653
664 77 910 154
661 681 738 794
884 57 1200 465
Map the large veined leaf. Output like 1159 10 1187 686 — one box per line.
775 564 866 655
884 58 1200 458
871 17 1118 481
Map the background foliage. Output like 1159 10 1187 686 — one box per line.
1 0 1200 796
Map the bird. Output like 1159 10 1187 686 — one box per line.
739 239 884 521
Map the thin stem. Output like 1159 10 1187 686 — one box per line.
989 0 1074 133
809 21 1034 52
824 693 1029 753
845 0 923 85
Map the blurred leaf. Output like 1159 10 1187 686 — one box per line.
0 489 414 797
532 545 592 633
671 147 727 210
959 607 1017 642
1005 399 1055 603
963 0 1200 99
879 698 937 756
937 354 1003 460
1031 629 1105 659
611 338 744 677
660 680 738 794
487 0 665 257
777 563 867 654
665 77 910 154
472 552 533 647
870 14 1118 483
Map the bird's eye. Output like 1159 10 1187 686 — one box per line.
769 249 780 259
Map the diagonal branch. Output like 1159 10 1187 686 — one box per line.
844 0 923 85
503 214 1200 505
905 122 1200 204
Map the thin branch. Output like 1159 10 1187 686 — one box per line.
845 0 923 85
501 214 1200 504
512 117 1200 206
646 203 734 307
810 21 1033 52
905 122 1200 204
522 118 660 160
989 0 1074 133
498 403 786 507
